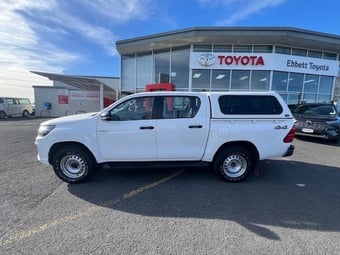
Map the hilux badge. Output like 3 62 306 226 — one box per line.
198 54 216 66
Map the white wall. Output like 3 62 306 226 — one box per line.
34 87 68 117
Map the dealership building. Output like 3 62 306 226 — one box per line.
33 27 340 117
116 27 340 105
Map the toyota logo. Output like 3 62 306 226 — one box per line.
198 54 216 66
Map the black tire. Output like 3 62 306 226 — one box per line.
0 111 6 118
22 110 29 117
214 146 254 182
51 145 96 183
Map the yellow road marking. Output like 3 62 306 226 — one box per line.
0 169 185 247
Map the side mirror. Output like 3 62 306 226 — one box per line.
100 111 120 121
101 111 111 120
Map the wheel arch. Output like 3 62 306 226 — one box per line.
213 141 259 164
48 141 97 165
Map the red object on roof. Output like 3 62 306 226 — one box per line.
146 83 175 92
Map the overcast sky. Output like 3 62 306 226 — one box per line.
1 0 339 101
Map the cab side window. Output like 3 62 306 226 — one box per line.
161 96 201 119
108 96 201 121
109 97 154 121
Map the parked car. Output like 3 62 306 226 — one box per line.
289 103 340 142
0 97 34 118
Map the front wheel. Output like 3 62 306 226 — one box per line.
214 146 254 182
51 145 96 183
0 111 6 118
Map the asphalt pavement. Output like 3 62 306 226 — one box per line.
0 117 339 254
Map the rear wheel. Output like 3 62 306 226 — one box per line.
51 145 96 183
22 110 29 117
214 146 254 182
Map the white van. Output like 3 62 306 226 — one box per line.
0 97 34 118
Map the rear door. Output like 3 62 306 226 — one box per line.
155 95 210 160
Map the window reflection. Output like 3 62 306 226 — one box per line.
288 73 303 92
121 55 136 93
192 69 210 91
272 71 288 91
231 70 250 90
251 71 270 90
303 74 318 93
211 70 230 90
137 53 152 90
171 47 190 89
154 50 170 83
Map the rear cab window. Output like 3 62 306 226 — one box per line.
218 95 283 115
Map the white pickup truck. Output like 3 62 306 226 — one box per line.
35 91 295 183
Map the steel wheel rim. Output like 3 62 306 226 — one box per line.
60 155 86 179
223 154 247 178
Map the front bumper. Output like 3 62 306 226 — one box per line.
35 137 51 165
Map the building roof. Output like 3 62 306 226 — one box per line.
116 27 340 55
31 71 118 91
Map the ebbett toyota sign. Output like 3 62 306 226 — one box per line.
190 52 338 76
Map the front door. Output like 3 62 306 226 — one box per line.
97 96 157 161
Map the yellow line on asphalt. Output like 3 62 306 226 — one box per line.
0 169 185 247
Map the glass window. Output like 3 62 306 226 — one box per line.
233 45 252 53
287 93 302 105
136 53 152 89
292 48 307 57
294 104 336 116
6 98 15 105
121 55 136 93
275 46 291 55
303 74 318 93
109 97 154 121
218 95 283 115
303 93 317 103
193 44 212 52
272 71 288 91
18 99 30 104
319 76 333 94
154 50 170 83
192 69 210 91
308 50 322 59
211 70 230 90
251 71 270 90
171 47 190 90
317 94 332 103
323 52 337 60
213 45 232 52
288 73 303 92
278 92 288 103
162 96 201 119
253 45 273 53
231 70 250 90
0 98 4 104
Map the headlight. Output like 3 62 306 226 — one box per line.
38 125 55 137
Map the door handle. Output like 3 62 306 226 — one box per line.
140 126 154 130
188 125 203 129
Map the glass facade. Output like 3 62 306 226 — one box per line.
121 44 338 104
